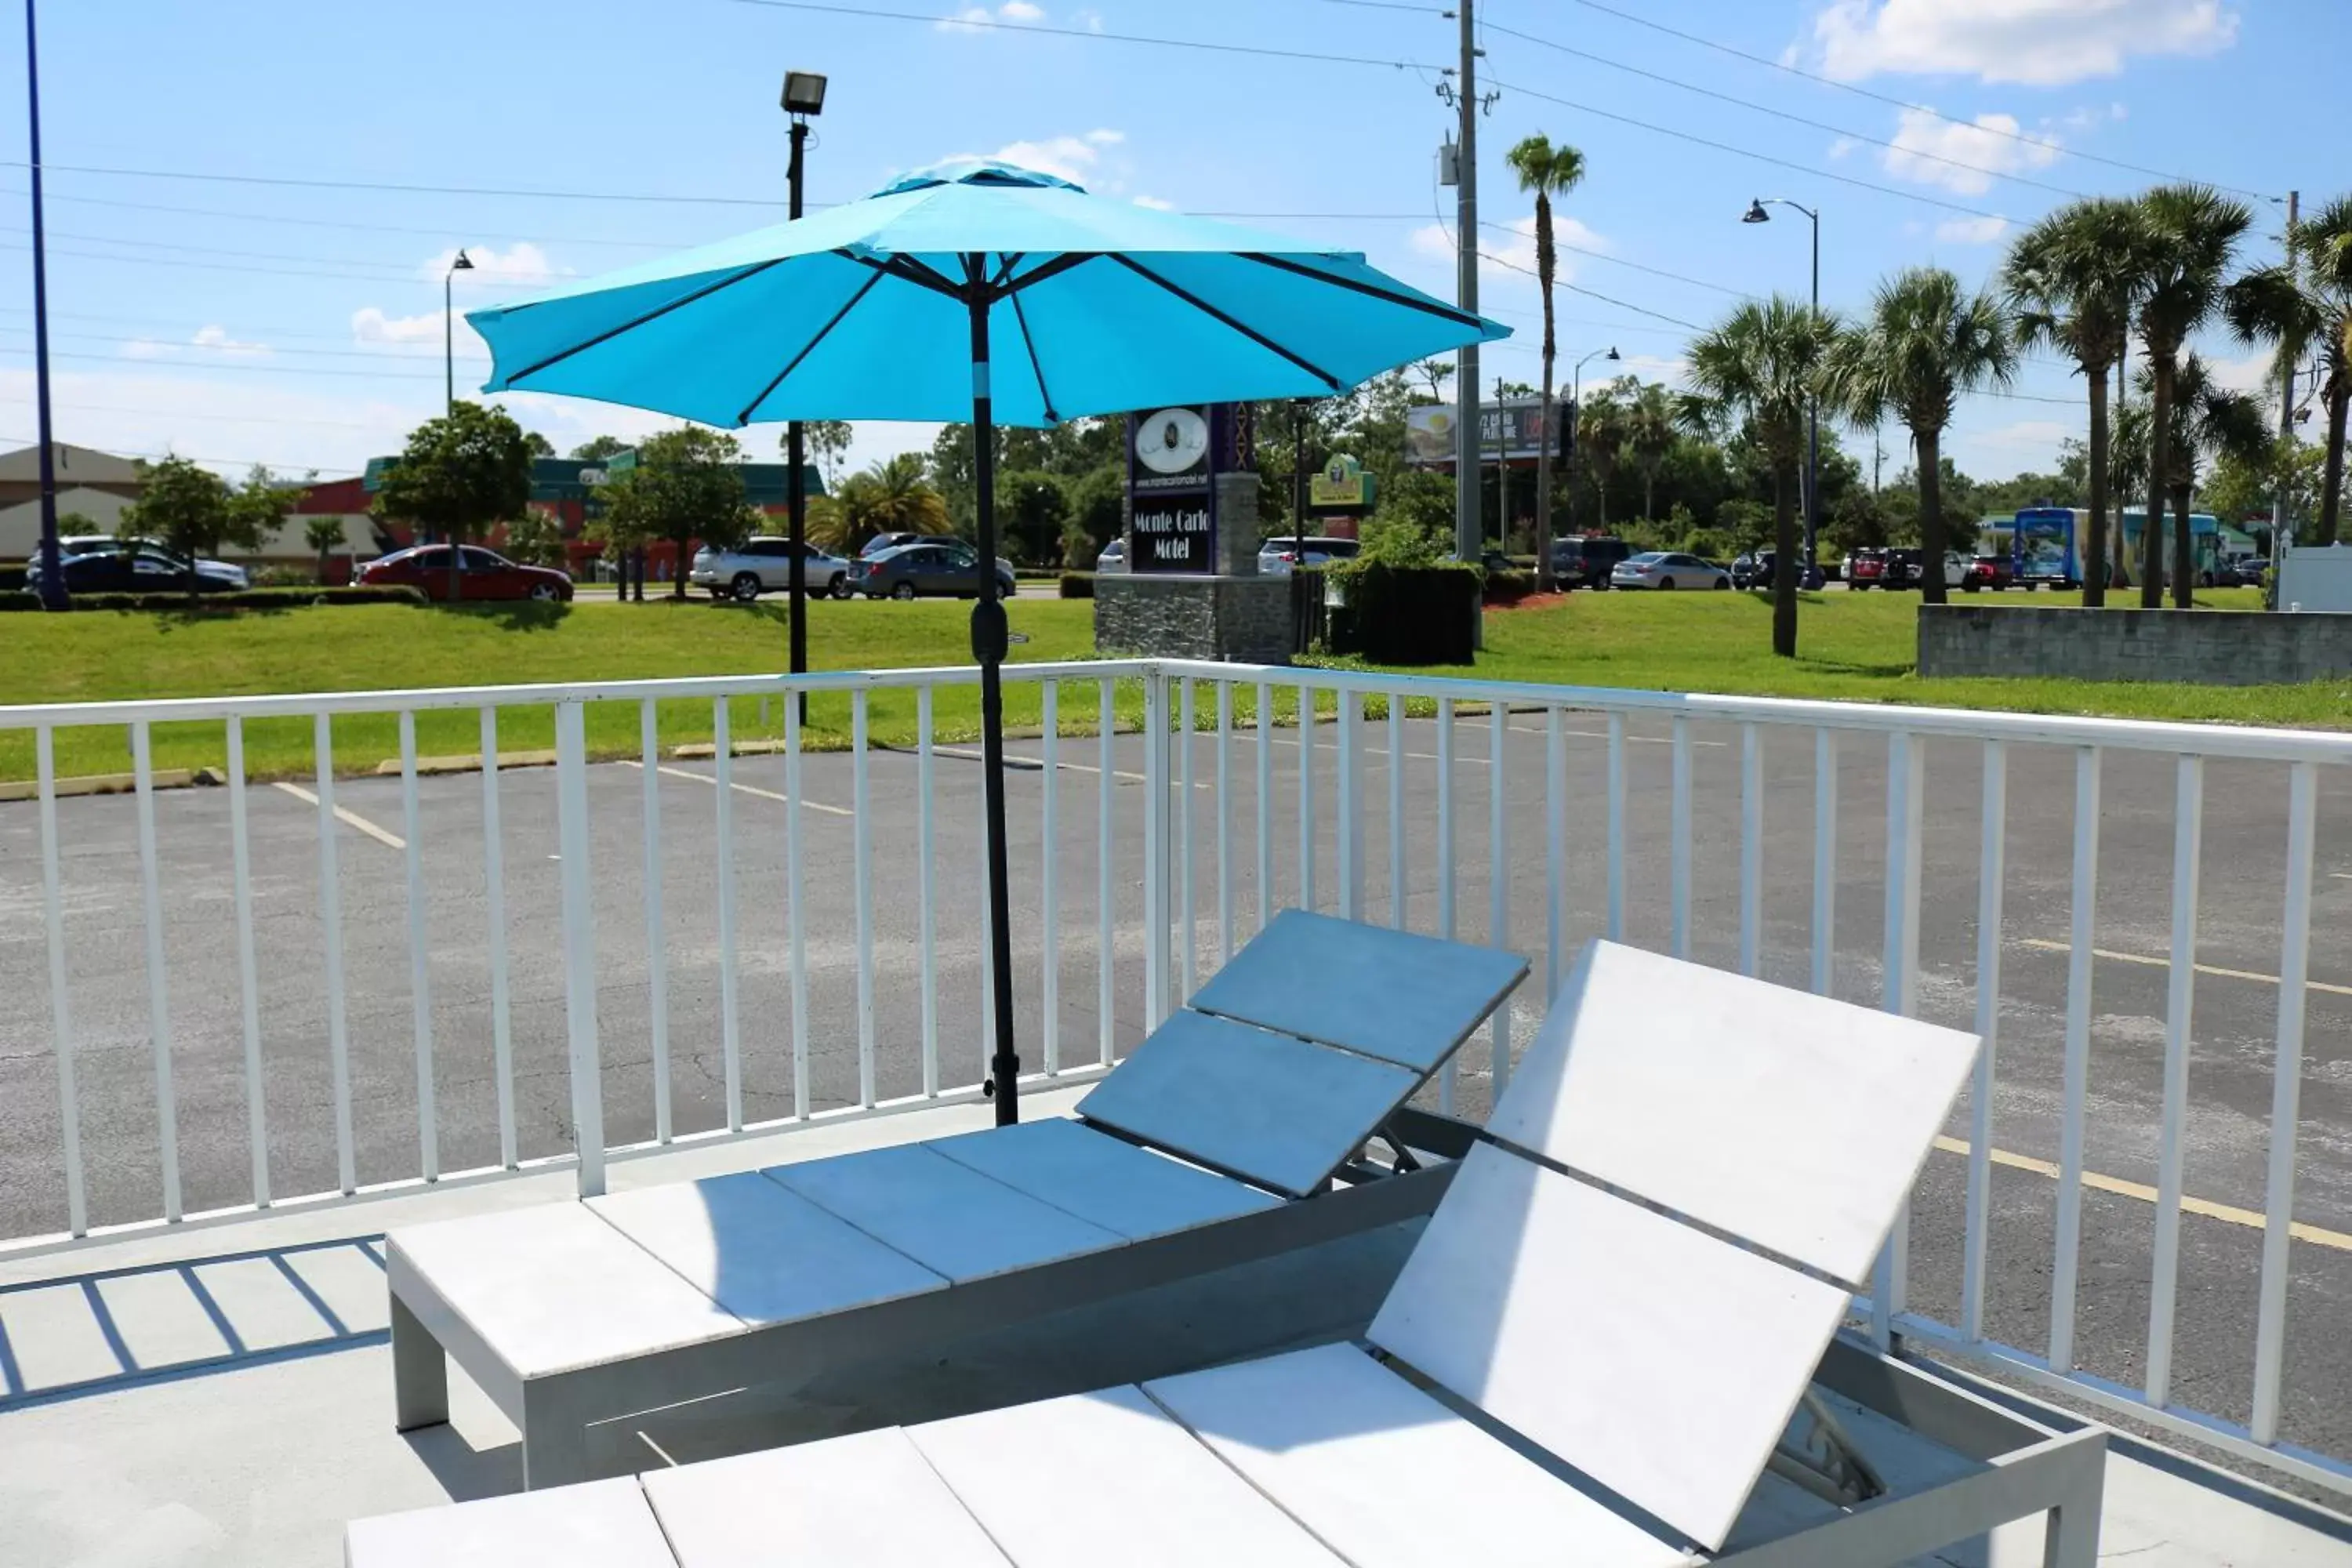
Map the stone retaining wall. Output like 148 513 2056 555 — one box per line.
1917 604 2352 686
1093 574 1292 664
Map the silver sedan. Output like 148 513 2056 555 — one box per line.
1610 551 1732 590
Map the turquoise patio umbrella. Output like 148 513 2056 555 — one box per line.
468 161 1508 1123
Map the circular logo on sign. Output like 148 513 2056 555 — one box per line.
1136 407 1209 475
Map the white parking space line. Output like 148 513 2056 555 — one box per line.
622 758 855 818
2020 937 2352 998
269 782 405 850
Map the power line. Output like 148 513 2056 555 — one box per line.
0 158 790 209
0 394 394 430
1475 248 1702 330
726 0 1439 71
1544 0 2272 200
0 184 684 250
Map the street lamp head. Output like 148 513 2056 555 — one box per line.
450 249 475 274
782 71 829 116
1742 200 1771 224
1605 347 1621 361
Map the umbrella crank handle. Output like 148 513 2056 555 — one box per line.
971 598 1011 664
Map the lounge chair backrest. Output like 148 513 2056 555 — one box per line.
1187 909 1530 1073
1485 941 1980 1285
1367 942 1980 1554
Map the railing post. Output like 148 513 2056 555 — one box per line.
2147 753 2203 1408
1339 688 1363 920
554 700 605 1198
1962 739 2006 1344
1873 730 1922 1349
2253 761 2318 1443
2049 744 2103 1374
1810 728 1837 996
1144 668 1169 1027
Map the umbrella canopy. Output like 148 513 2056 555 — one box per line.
468 162 1508 1126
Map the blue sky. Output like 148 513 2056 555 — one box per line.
0 0 2332 485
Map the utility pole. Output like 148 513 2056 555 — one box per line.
25 0 65 610
2273 189 2299 580
1452 0 1480 569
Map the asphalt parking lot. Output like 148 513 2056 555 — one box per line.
3 706 2350 1462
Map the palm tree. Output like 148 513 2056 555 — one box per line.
1827 267 2018 607
1686 296 1839 656
304 514 345 583
2136 352 2273 586
2002 198 2152 604
1624 381 1676 522
2129 185 2253 606
2227 191 2352 546
1504 132 1589 591
1577 383 1628 530
815 452 949 553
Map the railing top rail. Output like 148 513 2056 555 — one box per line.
1153 658 2352 766
0 659 1152 729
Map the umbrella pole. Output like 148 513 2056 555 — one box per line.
966 275 1022 1125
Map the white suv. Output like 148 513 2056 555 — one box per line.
690 538 851 601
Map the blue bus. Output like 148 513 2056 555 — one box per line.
2010 506 2224 590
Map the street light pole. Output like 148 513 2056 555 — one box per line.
1744 198 1821 588
1566 346 1618 546
444 249 474 415
24 0 64 610
781 71 827 715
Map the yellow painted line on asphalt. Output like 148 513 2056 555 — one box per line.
2020 938 2352 998
620 759 855 818
1929 1136 2352 1252
269 781 405 850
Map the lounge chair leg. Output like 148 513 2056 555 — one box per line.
390 1291 448 1432
520 1383 593 1493
2042 1472 2103 1568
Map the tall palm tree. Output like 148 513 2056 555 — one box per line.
2002 197 2152 604
1504 133 1589 591
2136 352 2273 585
2129 185 2253 606
1827 267 2018 607
1687 296 1839 656
1624 380 1676 521
2227 191 2352 546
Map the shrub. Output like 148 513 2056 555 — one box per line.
1 585 430 612
1323 559 1479 665
1483 567 1535 604
1059 572 1095 599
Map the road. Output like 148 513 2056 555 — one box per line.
3 706 2350 1465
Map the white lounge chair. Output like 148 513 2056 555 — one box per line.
384 910 1526 1490
351 940 2106 1567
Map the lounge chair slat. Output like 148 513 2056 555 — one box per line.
1144 1341 1690 1567
907 1383 1346 1567
1487 941 1980 1284
1076 1010 1421 1198
589 1172 949 1327
763 1143 1123 1283
924 1118 1280 1240
1367 1143 1849 1552
343 1476 674 1567
1185 908 1529 1073
645 1426 1009 1567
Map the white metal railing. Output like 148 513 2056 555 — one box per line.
4 657 2349 1496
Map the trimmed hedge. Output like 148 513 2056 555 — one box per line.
1483 568 1534 604
1323 561 1480 665
1059 572 1095 599
2 585 430 612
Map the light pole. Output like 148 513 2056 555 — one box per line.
444 249 474 415
24 0 64 609
1566 347 1617 539
781 70 826 711
1744 198 1822 589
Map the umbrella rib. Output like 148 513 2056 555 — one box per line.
836 249 964 299
994 251 1098 299
498 258 789 384
1006 287 1058 423
734 268 888 426
1237 252 1492 330
1105 255 1341 390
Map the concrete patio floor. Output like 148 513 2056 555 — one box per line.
4 1090 2349 1567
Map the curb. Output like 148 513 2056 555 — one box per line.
0 768 195 802
372 750 559 777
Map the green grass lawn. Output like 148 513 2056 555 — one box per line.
2 586 2342 782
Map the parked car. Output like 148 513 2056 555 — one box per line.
850 540 1018 600
1610 550 1731 590
1844 548 1886 590
1258 535 1360 576
1094 539 1129 574
30 546 245 596
689 537 851 601
1480 549 1519 575
2223 554 2269 586
859 532 962 559
1964 554 2014 592
1550 535 1632 589
1730 550 1781 590
358 544 573 602
1878 549 1965 590
45 536 251 590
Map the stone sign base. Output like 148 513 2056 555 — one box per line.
1917 603 2352 685
1094 573 1291 664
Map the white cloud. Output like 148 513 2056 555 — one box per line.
2206 350 2276 394
352 307 466 354
1072 6 1103 29
1417 212 1606 289
419 241 562 287
1615 354 1689 387
1083 129 1123 146
1812 0 2238 87
1131 194 1175 211
1934 215 2011 245
1881 107 2057 195
937 0 1044 29
998 0 1044 16
948 131 1125 187
1827 136 1858 160
119 325 272 361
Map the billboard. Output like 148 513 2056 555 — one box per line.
1403 398 1563 466
1127 403 1254 572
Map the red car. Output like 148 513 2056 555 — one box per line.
359 543 573 603
1965 554 2014 592
1844 549 1886 590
